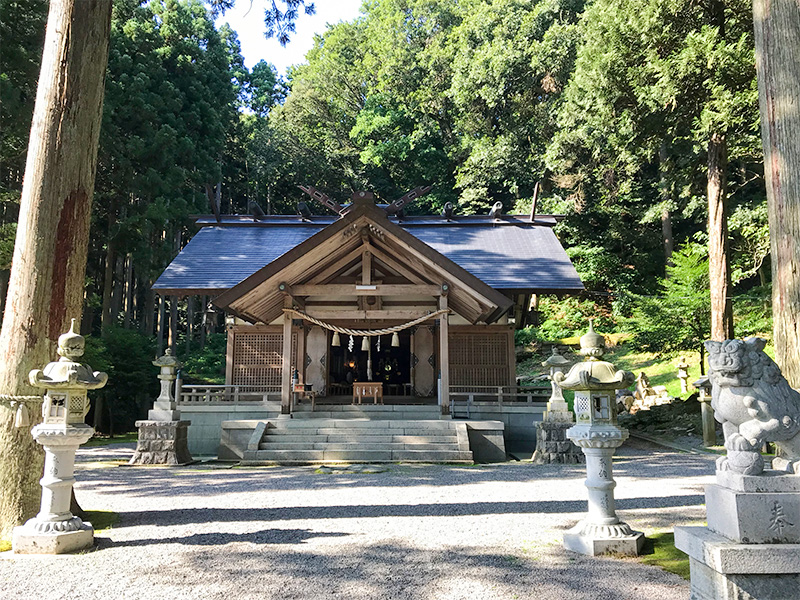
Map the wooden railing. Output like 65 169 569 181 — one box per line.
178 385 281 405
449 385 550 405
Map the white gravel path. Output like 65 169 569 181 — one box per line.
1 439 714 600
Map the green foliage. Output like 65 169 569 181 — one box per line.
83 327 157 434
732 284 772 338
516 296 617 345
626 243 710 354
182 333 227 383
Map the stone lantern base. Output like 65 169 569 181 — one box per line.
13 519 94 555
129 420 193 465
531 421 585 464
563 520 645 556
675 470 800 600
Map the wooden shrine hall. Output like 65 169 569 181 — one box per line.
153 187 584 460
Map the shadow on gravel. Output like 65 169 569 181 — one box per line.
114 494 704 528
105 528 348 548
131 540 686 600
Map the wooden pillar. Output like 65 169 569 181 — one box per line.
439 294 450 416
186 295 194 355
168 294 178 351
281 299 293 414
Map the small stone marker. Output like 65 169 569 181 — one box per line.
555 321 644 556
129 348 193 465
676 356 689 394
675 337 800 599
13 319 108 554
531 347 584 464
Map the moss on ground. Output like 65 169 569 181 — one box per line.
85 510 119 533
637 531 690 580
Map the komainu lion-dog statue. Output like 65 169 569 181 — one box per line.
706 337 800 475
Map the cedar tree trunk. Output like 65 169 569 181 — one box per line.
707 132 735 342
0 0 112 539
753 0 800 387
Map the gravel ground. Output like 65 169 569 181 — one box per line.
0 439 714 600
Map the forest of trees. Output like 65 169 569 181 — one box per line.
0 0 771 415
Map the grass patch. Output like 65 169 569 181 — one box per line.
84 510 119 533
84 431 138 446
638 532 690 580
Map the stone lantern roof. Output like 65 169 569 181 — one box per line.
542 346 570 368
554 321 634 391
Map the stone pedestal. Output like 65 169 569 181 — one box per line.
562 433 645 556
13 424 96 554
531 421 584 464
676 470 800 599
129 420 193 465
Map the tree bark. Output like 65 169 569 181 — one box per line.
157 294 165 355
123 253 134 329
707 132 735 341
110 253 124 324
753 0 800 387
0 0 112 539
100 224 115 332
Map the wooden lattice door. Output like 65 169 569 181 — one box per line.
227 326 297 388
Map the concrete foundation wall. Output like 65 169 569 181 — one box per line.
180 404 280 456
452 402 546 454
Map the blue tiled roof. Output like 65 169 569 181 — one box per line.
153 222 583 293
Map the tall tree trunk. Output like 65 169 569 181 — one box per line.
110 253 124 324
186 295 194 355
169 295 178 351
142 278 155 336
753 0 800 387
200 295 208 349
658 142 674 265
100 235 115 331
157 294 165 355
123 253 133 329
707 132 735 341
0 0 112 539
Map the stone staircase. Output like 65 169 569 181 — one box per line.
241 418 473 464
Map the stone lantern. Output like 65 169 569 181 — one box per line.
531 347 583 464
13 319 108 554
554 321 644 556
129 348 193 465
692 375 716 447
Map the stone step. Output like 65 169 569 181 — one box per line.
268 418 455 430
245 448 473 464
258 442 461 451
265 428 459 438
260 433 458 444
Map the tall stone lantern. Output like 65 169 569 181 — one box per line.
129 348 193 465
532 347 583 464
554 321 644 556
13 319 108 554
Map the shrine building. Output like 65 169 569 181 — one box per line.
153 188 583 462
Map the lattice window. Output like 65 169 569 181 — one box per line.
231 329 297 388
449 331 511 387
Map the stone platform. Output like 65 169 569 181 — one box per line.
531 421 584 464
129 420 193 465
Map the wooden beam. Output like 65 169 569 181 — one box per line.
439 295 450 416
367 245 429 285
307 245 364 284
281 298 293 414
290 284 441 297
304 309 438 321
362 249 372 285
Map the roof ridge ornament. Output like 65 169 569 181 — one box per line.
298 185 344 215
384 185 432 216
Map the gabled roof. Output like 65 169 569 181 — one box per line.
153 213 583 296
212 202 515 324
